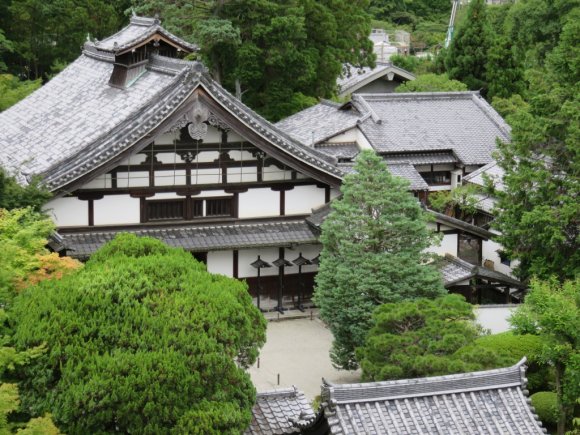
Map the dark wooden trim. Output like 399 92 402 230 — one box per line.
130 191 155 198
233 193 239 218
325 186 331 203
436 223 441 232
442 229 459 235
74 180 318 197
77 192 104 201
88 199 94 227
197 88 342 187
233 250 239 278
280 190 285 216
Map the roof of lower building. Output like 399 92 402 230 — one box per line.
381 150 458 165
337 62 416 97
353 92 511 166
314 142 360 160
245 387 315 435
319 359 546 435
439 254 525 289
59 219 319 259
275 101 361 146
336 161 429 191
464 160 505 191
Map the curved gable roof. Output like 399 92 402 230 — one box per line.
337 62 416 97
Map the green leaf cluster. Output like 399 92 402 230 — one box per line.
396 73 467 93
0 75 40 112
11 234 266 434
314 150 445 370
531 392 559 427
510 278 580 433
358 295 487 381
0 169 50 211
428 184 481 220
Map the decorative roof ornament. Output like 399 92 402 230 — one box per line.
186 95 209 141
207 112 231 132
153 13 160 25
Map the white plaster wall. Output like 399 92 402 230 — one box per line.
483 239 515 277
196 151 220 163
427 233 458 257
116 171 149 188
203 126 222 143
193 168 221 185
238 188 279 218
263 165 292 181
229 151 255 161
326 128 358 144
474 305 517 334
238 248 280 278
330 188 341 200
433 164 455 171
155 169 186 186
207 250 234 277
93 195 140 225
154 131 179 145
80 174 112 189
283 244 321 274
228 167 257 183
156 152 178 164
285 185 326 215
44 197 88 227
228 131 244 142
117 153 147 165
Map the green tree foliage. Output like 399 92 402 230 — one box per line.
445 0 491 92
0 208 80 306
510 278 580 434
456 332 553 392
314 150 445 370
531 392 559 428
486 35 524 100
493 10 579 281
0 169 50 210
12 234 266 434
369 0 450 26
1 0 130 80
396 73 467 93
358 295 488 381
428 184 481 221
0 29 13 72
0 75 41 112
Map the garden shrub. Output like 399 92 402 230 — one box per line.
531 392 559 427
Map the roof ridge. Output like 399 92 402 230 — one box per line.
323 359 527 405
359 91 479 101
470 94 511 140
256 386 299 399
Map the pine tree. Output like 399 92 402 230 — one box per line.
445 0 491 93
486 35 524 100
314 151 445 370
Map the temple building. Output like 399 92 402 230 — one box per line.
0 16 523 308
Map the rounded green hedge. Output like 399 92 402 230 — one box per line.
531 392 559 426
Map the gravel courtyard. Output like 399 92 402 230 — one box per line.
247 316 360 400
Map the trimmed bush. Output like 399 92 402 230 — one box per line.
12 234 266 434
531 392 559 426
456 332 554 392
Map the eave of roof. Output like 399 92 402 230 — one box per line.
58 218 319 260
427 208 494 240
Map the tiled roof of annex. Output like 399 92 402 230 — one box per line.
336 62 416 97
320 359 546 435
245 387 315 435
59 219 318 260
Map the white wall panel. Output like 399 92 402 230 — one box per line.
80 174 112 189
483 239 515 276
285 185 326 215
193 168 221 185
44 197 88 227
154 131 179 145
263 165 291 181
229 151 255 161
228 131 244 142
238 188 279 218
228 167 257 183
154 170 186 186
238 248 279 278
93 195 140 225
207 250 234 277
427 233 458 257
156 152 178 164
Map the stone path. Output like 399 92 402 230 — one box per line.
247 315 360 400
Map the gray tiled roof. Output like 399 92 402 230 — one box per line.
246 387 315 435
337 162 429 191
337 62 415 97
0 38 343 190
314 142 360 160
438 254 525 289
87 15 197 53
320 359 546 435
275 101 361 145
355 92 511 165
59 220 319 259
382 150 458 165
428 208 493 240
464 160 505 191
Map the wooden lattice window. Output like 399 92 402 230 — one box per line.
206 198 232 217
146 199 185 221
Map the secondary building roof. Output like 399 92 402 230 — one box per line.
246 387 315 435
439 254 525 290
58 219 319 260
315 359 545 435
336 62 415 97
464 160 505 191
